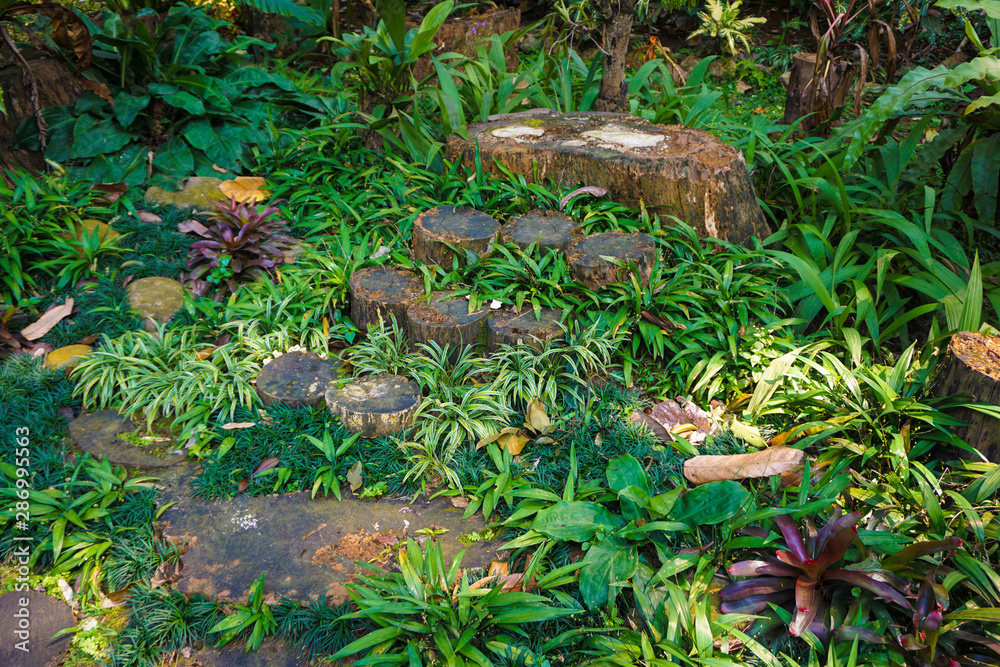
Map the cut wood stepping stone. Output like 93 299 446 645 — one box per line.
127 276 185 331
256 350 343 408
406 291 489 356
349 266 424 334
155 465 499 605
488 307 564 352
935 331 1000 461
0 591 75 667
446 112 770 246
45 344 93 371
325 374 421 438
69 410 186 468
501 209 581 253
145 176 226 211
412 205 500 266
566 231 657 290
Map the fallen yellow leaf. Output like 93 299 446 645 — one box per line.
218 176 270 203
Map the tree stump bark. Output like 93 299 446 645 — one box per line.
412 7 521 80
935 331 1000 461
256 351 344 408
412 206 500 266
782 53 855 132
325 374 421 438
488 307 564 353
349 266 424 334
501 210 581 253
406 291 489 357
566 231 657 290
446 113 769 246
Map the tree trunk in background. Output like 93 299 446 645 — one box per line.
936 331 1000 462
782 53 855 133
593 0 635 113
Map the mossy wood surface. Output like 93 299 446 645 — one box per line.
412 205 500 265
349 266 424 334
936 331 1000 461
406 290 489 356
488 307 564 352
446 112 769 245
325 374 421 438
566 231 657 290
255 351 344 408
501 210 581 252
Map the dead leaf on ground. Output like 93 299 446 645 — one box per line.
195 346 217 360
21 299 74 341
237 478 249 493
476 426 531 456
450 496 469 509
222 422 255 430
211 164 229 174
348 461 363 492
178 219 209 236
137 211 162 224
77 334 99 345
218 176 270 203
683 448 804 485
489 561 510 577
91 183 127 203
630 411 670 441
253 457 280 475
524 399 552 434
648 397 720 445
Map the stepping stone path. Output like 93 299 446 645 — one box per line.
502 210 580 253
488 307 564 352
325 374 422 438
45 344 93 370
156 465 498 605
145 176 227 211
446 111 769 246
127 276 185 331
0 591 75 667
567 231 657 290
69 410 186 469
406 291 489 354
412 205 500 265
256 351 344 408
177 641 303 666
349 266 424 334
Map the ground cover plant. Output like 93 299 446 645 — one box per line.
4 0 1000 665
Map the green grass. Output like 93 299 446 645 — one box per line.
113 206 196 281
39 276 145 349
0 355 76 469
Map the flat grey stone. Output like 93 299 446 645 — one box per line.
0 591 74 667
69 410 186 469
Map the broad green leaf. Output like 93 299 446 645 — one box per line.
579 538 638 609
113 93 150 129
70 119 134 159
153 136 194 180
531 501 624 542
670 480 750 526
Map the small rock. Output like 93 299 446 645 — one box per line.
45 344 93 371
127 277 185 331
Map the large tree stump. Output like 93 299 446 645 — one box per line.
566 232 657 290
782 53 855 132
325 374 421 438
406 291 489 357
936 331 1000 461
501 210 581 253
349 266 424 334
412 7 521 80
446 113 769 246
256 351 344 408
488 307 564 352
412 206 500 266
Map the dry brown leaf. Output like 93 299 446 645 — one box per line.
450 496 469 509
499 432 530 456
222 422 255 430
348 461 363 492
237 478 249 493
137 211 163 224
22 299 74 341
195 346 218 360
683 448 804 485
489 561 510 577
253 457 280 475
649 398 719 445
630 411 670 441
91 182 127 203
211 164 229 174
218 176 270 203
476 426 521 450
178 219 209 236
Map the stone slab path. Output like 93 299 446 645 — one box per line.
156 465 498 605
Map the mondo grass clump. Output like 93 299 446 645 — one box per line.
0 355 76 467
192 404 416 499
114 208 196 281
39 276 145 349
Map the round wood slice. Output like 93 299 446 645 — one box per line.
256 351 344 408
501 210 581 253
412 206 500 266
349 266 424 334
488 307 564 352
566 232 657 291
406 291 489 356
325 374 421 438
935 331 1000 461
